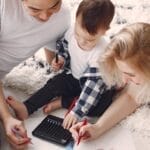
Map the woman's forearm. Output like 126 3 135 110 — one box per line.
95 92 138 136
0 81 11 122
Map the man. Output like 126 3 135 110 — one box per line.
0 0 70 149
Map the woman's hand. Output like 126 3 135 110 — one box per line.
70 122 101 143
51 56 65 72
3 116 30 149
63 113 78 129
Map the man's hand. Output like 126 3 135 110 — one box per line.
63 113 78 130
51 56 65 72
3 116 30 150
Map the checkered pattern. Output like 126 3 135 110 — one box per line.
56 37 71 72
72 68 108 119
56 37 109 119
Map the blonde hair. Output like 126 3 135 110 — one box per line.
99 22 150 104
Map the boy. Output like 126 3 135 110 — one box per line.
7 0 115 129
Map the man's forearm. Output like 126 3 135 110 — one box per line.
0 81 11 122
95 92 138 136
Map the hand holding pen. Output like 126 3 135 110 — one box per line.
70 119 94 145
12 127 33 145
4 116 32 149
77 119 88 145
51 53 64 72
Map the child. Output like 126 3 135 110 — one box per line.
7 0 115 129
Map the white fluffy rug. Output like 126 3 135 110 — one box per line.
3 0 150 139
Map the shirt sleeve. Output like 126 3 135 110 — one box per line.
44 28 69 51
56 36 71 70
44 39 59 52
44 26 71 51
71 67 107 119
44 4 71 51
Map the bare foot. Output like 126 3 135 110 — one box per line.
43 97 61 114
6 96 29 120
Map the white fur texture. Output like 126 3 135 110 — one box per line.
121 106 150 140
3 0 150 138
3 56 62 95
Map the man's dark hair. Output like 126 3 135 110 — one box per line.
76 0 115 35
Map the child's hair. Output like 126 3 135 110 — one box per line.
76 0 115 35
99 22 150 104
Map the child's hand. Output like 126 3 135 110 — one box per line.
51 56 64 72
63 113 77 129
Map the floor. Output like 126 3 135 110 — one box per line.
1 87 150 150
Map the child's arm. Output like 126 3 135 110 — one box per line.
51 55 65 72
63 67 111 129
72 75 107 119
56 37 70 70
73 66 110 117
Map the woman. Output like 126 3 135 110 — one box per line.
70 22 150 142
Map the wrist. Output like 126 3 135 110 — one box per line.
1 111 12 125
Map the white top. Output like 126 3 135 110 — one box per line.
65 27 108 79
0 0 70 79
